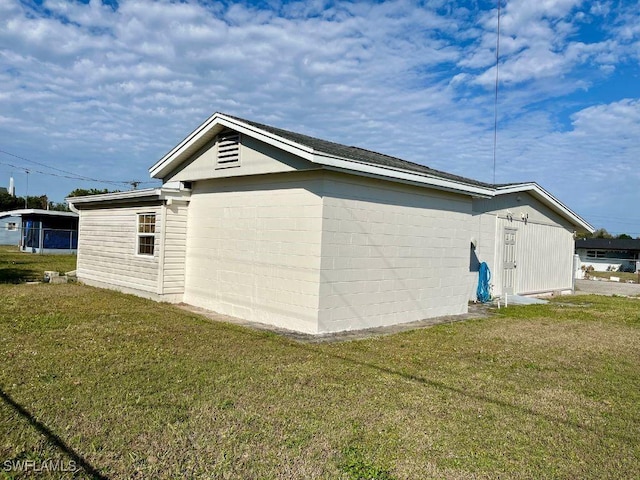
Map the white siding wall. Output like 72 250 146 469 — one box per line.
317 174 474 333
490 217 574 295
77 206 161 293
161 203 188 294
183 174 323 333
474 193 577 297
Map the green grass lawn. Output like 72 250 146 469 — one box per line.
0 256 639 478
0 246 77 283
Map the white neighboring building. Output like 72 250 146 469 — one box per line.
68 113 593 334
575 238 640 273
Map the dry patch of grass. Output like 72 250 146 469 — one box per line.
0 283 638 479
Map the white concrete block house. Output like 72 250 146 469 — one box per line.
68 113 594 334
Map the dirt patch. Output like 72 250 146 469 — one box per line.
576 279 640 297
178 302 494 343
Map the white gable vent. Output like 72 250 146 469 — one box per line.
215 131 241 169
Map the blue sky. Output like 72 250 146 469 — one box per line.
0 0 639 235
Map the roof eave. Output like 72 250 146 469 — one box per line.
66 188 162 205
0 209 78 219
149 113 315 179
495 183 595 233
314 154 494 198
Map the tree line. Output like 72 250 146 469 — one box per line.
0 188 118 212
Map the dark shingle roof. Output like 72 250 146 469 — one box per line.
575 238 640 251
226 114 494 189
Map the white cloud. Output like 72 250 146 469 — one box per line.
0 0 638 232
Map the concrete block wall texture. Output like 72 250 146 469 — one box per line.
317 174 475 333
180 171 480 334
182 174 324 334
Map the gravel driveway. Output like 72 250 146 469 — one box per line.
575 279 640 296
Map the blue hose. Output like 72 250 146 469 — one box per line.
477 262 491 303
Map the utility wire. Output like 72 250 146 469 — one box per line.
0 148 112 184
0 150 156 187
492 0 502 185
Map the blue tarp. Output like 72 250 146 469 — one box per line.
43 229 78 249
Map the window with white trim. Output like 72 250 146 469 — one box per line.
137 213 156 256
586 250 605 259
6 222 17 231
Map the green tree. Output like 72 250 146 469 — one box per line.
0 191 23 211
592 228 613 239
67 188 119 197
48 201 71 212
616 233 632 240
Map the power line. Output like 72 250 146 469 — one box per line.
492 0 502 185
0 159 123 186
0 148 113 184
0 150 157 187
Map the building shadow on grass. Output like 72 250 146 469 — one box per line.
0 266 38 283
0 388 109 479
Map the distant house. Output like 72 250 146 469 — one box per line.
575 238 640 273
68 113 593 334
0 209 79 254
0 213 21 246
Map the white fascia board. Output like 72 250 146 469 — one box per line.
0 209 78 218
149 112 220 178
313 153 494 197
66 188 162 205
148 113 315 179
495 183 595 232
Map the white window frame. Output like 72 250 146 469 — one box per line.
137 213 156 257
6 222 17 231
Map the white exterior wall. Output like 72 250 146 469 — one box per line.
0 216 21 246
575 251 636 273
182 174 324 334
77 205 162 294
165 134 317 183
160 203 189 295
474 193 576 296
317 174 474 333
492 217 574 295
466 212 497 301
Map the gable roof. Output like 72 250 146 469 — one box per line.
575 238 640 251
223 114 494 189
493 183 594 233
147 112 593 232
149 112 495 197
